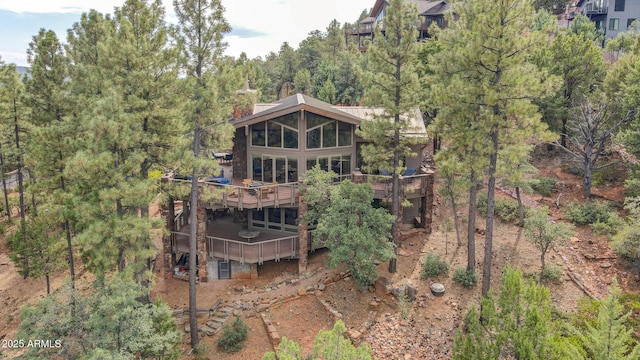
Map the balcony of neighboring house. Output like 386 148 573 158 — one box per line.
583 1 608 17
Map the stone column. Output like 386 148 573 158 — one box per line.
297 192 308 274
163 198 175 279
196 199 208 282
421 174 434 234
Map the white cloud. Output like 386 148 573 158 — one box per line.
0 51 27 66
0 0 373 63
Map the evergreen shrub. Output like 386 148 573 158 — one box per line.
476 193 523 223
453 267 477 288
532 177 557 197
218 317 249 353
565 201 612 225
421 253 449 279
541 266 563 283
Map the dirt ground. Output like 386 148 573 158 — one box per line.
1 150 639 359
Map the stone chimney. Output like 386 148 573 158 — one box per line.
233 78 258 120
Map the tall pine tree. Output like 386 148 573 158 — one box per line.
429 0 555 296
173 0 237 349
359 0 423 273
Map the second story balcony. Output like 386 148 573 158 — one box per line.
162 167 433 210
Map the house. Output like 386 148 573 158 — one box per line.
347 0 452 50
576 0 639 41
162 93 434 281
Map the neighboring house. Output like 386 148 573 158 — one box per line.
347 0 452 50
577 0 639 41
162 92 434 281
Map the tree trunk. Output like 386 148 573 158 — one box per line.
58 163 76 294
482 127 499 298
46 274 50 295
583 162 593 199
0 146 10 221
13 97 27 279
467 170 477 273
189 127 200 349
540 251 546 280
28 169 37 217
516 186 524 227
389 51 402 274
450 191 461 247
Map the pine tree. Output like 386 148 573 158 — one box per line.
0 60 29 278
428 0 556 296
23 28 78 292
525 206 574 278
314 180 395 289
359 0 423 273
173 0 237 349
563 280 640 359
452 266 555 359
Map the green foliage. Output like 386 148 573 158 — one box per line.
562 281 640 359
313 320 374 360
262 320 373 360
217 317 249 353
299 165 337 228
541 266 564 283
565 200 613 225
315 180 395 289
7 210 66 289
532 177 557 197
453 267 554 360
421 252 449 280
525 206 574 275
476 193 525 224
590 212 625 236
18 276 180 359
453 267 478 288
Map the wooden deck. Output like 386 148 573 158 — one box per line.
171 217 299 265
163 172 432 209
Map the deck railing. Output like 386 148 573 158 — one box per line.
206 235 299 265
164 171 431 207
174 209 186 231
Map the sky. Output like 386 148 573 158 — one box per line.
0 0 373 66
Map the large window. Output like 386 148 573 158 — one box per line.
306 113 352 149
252 155 298 183
628 18 637 29
251 113 299 149
610 18 619 30
250 208 298 232
306 154 351 175
615 0 625 12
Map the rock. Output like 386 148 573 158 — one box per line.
297 288 306 296
185 324 190 333
199 325 216 336
210 317 227 323
233 309 242 316
324 278 333 285
375 276 390 296
369 301 380 310
256 304 270 312
600 262 612 268
398 248 410 257
318 283 326 291
348 330 362 340
268 324 277 333
206 321 222 329
271 331 281 343
584 253 596 260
